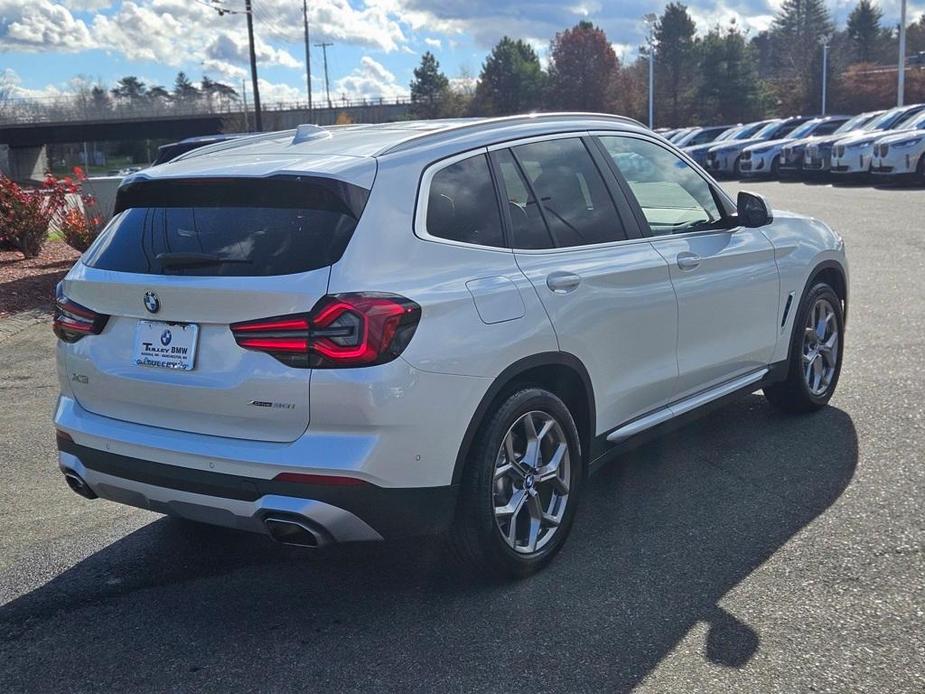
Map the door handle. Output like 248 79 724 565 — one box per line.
546 272 581 294
677 253 702 271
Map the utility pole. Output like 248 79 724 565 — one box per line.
315 41 333 110
303 0 312 121
820 37 830 116
643 14 656 129
244 0 263 131
898 0 907 106
242 78 250 132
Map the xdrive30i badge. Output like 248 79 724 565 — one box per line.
144 291 160 314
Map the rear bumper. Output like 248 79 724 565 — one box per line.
58 437 458 541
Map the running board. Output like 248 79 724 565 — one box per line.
605 368 769 444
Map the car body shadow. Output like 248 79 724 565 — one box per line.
0 396 857 691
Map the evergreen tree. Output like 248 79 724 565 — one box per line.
410 51 450 119
654 3 698 127
846 0 883 63
697 22 766 123
110 76 147 102
548 21 619 112
770 0 834 111
472 37 545 116
173 72 200 101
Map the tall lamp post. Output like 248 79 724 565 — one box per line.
898 0 907 106
643 13 657 129
820 36 830 116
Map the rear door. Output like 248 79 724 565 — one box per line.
596 133 780 400
493 135 679 432
61 176 367 443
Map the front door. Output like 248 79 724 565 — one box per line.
596 133 780 401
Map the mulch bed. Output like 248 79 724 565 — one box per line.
0 242 80 318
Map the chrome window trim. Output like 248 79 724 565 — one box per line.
413 146 513 253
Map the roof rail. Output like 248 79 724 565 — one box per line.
377 112 646 156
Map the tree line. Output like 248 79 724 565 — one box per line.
76 72 239 112
411 0 925 127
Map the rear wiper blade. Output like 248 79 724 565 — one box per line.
156 252 252 268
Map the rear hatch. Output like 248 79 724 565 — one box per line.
60 175 369 443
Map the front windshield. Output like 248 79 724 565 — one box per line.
788 120 820 139
897 112 925 131
754 121 783 139
713 127 739 142
838 113 876 133
735 122 767 139
867 109 904 130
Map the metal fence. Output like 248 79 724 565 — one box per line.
0 93 416 126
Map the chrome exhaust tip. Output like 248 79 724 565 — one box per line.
64 471 97 500
264 516 327 548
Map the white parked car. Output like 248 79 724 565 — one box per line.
869 111 925 179
740 115 850 177
54 115 848 577
780 111 883 176
830 103 925 175
705 116 811 176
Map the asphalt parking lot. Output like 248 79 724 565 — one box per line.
1 180 923 693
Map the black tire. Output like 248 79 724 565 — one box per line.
733 156 742 178
450 388 583 578
771 155 781 177
764 281 844 413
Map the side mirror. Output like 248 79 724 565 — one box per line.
736 191 773 228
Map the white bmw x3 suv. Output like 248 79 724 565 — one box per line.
54 114 848 577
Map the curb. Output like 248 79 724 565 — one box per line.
0 310 49 345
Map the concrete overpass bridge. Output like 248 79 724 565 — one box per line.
0 98 412 180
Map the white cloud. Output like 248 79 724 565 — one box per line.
424 37 442 49
333 55 405 101
0 0 95 52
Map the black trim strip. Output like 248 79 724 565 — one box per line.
58 439 457 539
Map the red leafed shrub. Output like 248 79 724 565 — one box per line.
58 167 106 252
0 174 73 259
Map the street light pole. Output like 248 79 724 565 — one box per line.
302 0 312 121
244 0 263 131
898 0 907 106
820 38 830 116
643 14 656 129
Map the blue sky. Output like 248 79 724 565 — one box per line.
1 1 922 103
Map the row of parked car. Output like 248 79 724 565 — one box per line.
658 102 925 183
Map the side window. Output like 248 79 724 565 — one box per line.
509 138 628 248
599 136 723 236
494 149 554 250
425 153 505 248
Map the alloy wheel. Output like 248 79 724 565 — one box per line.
492 411 571 554
802 297 839 396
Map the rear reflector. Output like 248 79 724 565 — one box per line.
274 472 369 487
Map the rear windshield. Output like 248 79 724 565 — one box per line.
83 176 369 277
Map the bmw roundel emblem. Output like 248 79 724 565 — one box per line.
144 291 160 314
160 329 172 346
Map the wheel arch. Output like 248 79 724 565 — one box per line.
807 259 848 322
451 352 596 485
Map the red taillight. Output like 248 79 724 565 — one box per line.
53 284 109 343
230 293 421 368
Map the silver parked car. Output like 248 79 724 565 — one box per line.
54 115 848 577
684 121 771 167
